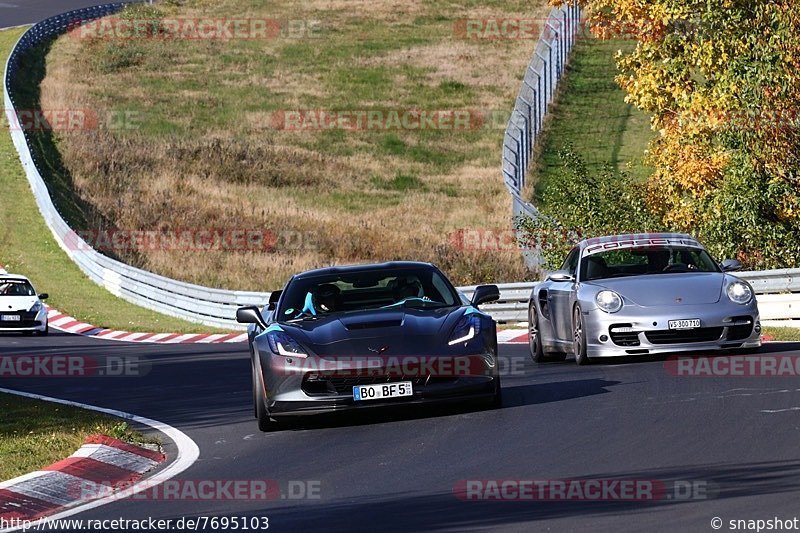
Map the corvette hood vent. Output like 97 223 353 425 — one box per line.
345 319 402 330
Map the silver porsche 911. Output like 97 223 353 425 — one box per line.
527 233 762 365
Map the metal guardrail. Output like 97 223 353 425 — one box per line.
4 3 799 330
3 2 267 330
469 271 800 324
502 2 581 221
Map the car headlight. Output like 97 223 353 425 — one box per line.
727 280 753 305
266 330 308 358
30 301 42 313
448 314 481 346
595 290 623 313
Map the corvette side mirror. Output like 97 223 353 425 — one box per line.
267 290 282 311
471 285 500 307
236 306 268 329
721 259 742 272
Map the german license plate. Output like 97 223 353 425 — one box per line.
0 315 20 322
353 382 413 401
668 319 701 330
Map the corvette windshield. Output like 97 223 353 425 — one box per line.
0 279 36 297
278 267 459 319
580 246 720 282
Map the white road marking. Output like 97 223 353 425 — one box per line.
0 388 200 533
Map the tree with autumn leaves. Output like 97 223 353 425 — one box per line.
546 0 800 268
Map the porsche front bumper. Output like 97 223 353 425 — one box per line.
583 301 761 358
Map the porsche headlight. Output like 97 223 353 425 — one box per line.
727 281 753 305
448 314 481 346
595 290 623 313
266 330 308 358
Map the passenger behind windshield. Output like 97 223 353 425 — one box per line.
279 268 459 320
0 280 36 297
580 247 720 282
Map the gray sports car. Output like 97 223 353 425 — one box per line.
237 262 502 431
527 233 762 365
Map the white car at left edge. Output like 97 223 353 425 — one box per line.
0 269 49 335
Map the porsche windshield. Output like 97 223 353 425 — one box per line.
0 279 36 297
278 267 460 319
580 246 721 282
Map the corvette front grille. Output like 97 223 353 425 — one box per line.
302 375 457 396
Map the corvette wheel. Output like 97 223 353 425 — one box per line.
254 365 276 432
251 360 258 419
489 375 503 409
573 306 590 366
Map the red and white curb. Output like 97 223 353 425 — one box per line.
46 306 529 345
0 388 199 533
497 330 529 344
0 435 164 523
47 308 247 344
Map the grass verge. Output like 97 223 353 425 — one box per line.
531 36 655 205
762 327 800 342
0 392 158 481
0 27 229 333
33 0 555 289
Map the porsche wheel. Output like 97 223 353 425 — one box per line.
529 304 566 363
528 304 545 362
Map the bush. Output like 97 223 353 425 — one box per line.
516 148 662 270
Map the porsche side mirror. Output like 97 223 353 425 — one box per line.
38 293 49 300
236 306 268 329
471 285 500 307
547 271 575 283
721 259 742 272
267 290 282 311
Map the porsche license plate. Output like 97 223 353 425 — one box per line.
353 382 413 401
668 319 701 330
0 315 20 322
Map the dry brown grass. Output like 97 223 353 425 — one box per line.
37 0 552 289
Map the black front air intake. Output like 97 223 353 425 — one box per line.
609 324 641 347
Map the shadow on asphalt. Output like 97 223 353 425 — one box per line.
171 459 800 531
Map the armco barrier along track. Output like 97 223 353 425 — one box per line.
5 3 800 330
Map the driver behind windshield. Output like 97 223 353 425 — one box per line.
392 277 424 302
312 283 340 313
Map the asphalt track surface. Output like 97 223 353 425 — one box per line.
6 2 800 531
4 332 800 532
0 0 116 29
